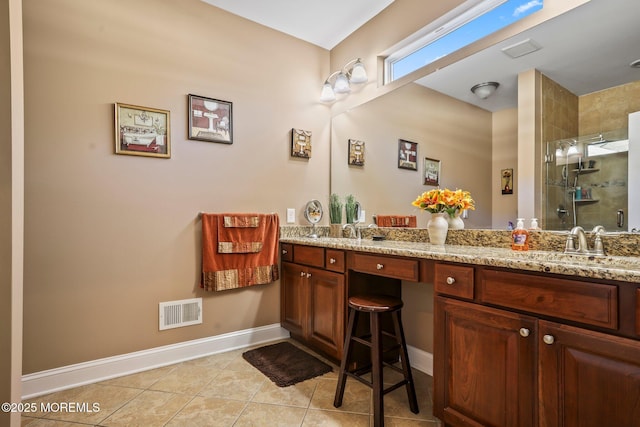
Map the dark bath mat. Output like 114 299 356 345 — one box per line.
242 341 332 387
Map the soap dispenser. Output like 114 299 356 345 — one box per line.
511 218 530 251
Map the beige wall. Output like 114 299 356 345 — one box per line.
331 82 493 228
492 108 518 229
22 0 330 374
579 80 640 135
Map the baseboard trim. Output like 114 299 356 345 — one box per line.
407 345 434 376
22 323 290 399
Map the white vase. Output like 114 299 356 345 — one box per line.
447 211 465 230
427 213 449 245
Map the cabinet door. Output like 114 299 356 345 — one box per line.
538 320 640 427
435 297 536 427
307 267 345 360
280 262 309 337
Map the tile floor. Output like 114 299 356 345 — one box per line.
22 339 442 426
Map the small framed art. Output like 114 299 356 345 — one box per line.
348 139 365 166
501 168 514 194
115 103 170 158
424 157 441 186
188 94 233 144
398 139 418 170
291 128 312 158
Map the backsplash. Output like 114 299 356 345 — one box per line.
280 226 640 257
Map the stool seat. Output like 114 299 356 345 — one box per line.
334 294 419 427
348 295 403 312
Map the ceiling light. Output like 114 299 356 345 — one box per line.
320 58 368 103
470 82 499 99
630 59 640 68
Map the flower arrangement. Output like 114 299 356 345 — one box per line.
412 188 475 217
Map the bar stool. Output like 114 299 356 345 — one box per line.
334 294 419 426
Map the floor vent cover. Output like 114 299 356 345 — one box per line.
159 298 202 330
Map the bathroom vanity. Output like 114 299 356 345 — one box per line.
279 235 640 426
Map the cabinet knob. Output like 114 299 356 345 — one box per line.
446 276 456 285
376 263 384 270
330 258 336 264
300 271 305 277
306 273 311 278
519 328 530 338
282 249 288 255
543 334 555 345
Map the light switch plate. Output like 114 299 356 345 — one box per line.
287 208 295 223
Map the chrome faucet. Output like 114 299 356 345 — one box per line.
564 225 606 256
342 223 360 240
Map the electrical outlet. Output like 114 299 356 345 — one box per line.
359 210 366 223
287 208 295 223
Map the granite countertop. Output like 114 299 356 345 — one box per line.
280 236 640 284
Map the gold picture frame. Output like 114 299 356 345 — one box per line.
115 103 170 158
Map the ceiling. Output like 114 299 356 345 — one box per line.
202 0 640 112
199 0 395 50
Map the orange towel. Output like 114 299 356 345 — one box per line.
375 215 417 228
201 213 280 292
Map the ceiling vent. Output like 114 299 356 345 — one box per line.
501 38 542 59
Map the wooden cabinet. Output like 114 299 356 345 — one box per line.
280 245 345 360
538 320 640 427
435 297 536 427
435 265 640 427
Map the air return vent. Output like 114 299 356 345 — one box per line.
159 298 202 330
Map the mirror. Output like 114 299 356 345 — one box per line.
330 0 639 230
304 199 323 238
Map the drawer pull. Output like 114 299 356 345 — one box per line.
300 271 305 277
376 263 384 270
306 273 312 278
543 334 555 345
282 249 288 255
519 328 530 338
446 276 456 285
330 258 336 264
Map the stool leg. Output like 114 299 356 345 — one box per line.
334 307 358 408
371 311 384 427
393 310 419 414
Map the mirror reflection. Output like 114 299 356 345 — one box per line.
330 0 640 231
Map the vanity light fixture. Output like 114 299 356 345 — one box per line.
470 81 499 100
320 58 368 103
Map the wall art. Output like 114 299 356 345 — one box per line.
115 103 170 158
348 139 365 166
291 128 312 158
398 139 418 170
423 157 441 186
188 94 233 144
501 168 514 194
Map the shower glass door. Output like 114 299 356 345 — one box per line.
544 130 628 231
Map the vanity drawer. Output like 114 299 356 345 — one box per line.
293 245 325 268
478 269 618 330
280 243 293 262
350 253 419 281
435 263 474 299
325 249 345 273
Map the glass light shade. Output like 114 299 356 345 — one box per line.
333 72 351 94
319 82 336 103
349 61 368 84
471 82 499 99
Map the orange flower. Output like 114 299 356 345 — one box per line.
412 188 475 217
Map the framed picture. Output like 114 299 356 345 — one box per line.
291 128 312 158
348 139 365 166
115 103 170 158
398 139 418 170
188 94 233 144
423 157 441 186
501 168 514 194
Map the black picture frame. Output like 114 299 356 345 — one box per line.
188 94 233 144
